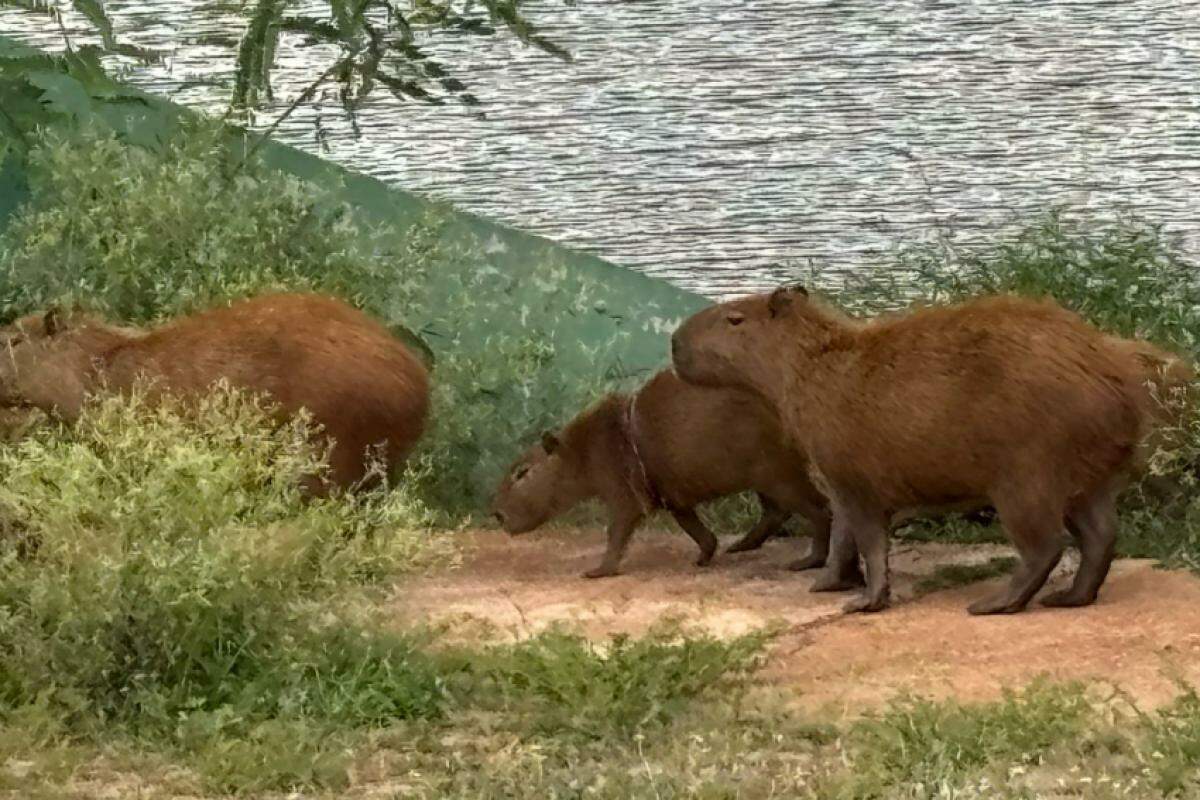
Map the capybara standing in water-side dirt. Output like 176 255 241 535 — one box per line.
672 288 1174 615
491 369 856 580
0 293 430 492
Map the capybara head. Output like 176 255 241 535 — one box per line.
671 285 843 394
0 306 130 413
0 307 70 404
492 431 581 534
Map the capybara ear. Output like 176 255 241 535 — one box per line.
42 307 63 336
768 284 809 319
768 288 792 318
541 431 560 454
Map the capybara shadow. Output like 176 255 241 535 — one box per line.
0 293 430 493
672 287 1189 615
491 369 860 581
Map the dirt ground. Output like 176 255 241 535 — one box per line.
394 525 1200 718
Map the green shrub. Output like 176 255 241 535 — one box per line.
0 387 450 783
820 211 1200 353
0 122 434 327
460 627 766 741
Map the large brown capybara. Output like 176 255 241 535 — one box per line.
0 293 430 492
672 287 1176 615
491 369 849 580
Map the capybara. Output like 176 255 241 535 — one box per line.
672 287 1167 615
0 294 430 492
491 369 850 580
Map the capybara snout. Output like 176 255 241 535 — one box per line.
492 434 566 534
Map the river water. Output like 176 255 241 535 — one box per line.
3 1 1199 298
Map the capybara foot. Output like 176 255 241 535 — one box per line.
584 565 620 579
809 567 865 593
726 537 762 554
787 550 828 572
967 592 1027 615
695 549 716 567
843 591 889 614
1040 587 1096 608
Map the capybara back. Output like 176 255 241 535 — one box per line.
672 289 1165 614
0 294 430 491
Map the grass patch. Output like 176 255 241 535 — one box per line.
825 681 1093 798
458 626 767 740
913 556 1018 598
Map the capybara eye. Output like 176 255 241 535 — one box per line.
726 312 745 327
514 466 530 481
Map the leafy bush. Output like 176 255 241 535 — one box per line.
817 211 1200 352
0 387 450 781
0 122 434 327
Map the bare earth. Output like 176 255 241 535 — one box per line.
394 525 1200 717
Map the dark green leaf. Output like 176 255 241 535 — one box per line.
26 70 94 120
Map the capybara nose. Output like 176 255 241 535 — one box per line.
670 334 680 360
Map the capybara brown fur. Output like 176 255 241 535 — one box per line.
672 288 1168 615
0 294 430 492
491 369 852 580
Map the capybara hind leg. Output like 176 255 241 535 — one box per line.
326 440 371 490
727 494 788 553
840 509 891 613
787 501 834 571
1043 485 1118 608
300 473 333 499
808 524 865 590
968 503 1064 615
585 508 644 579
671 508 720 566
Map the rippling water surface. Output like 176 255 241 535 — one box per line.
4 1 1199 298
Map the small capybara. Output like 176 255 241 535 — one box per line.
672 287 1172 615
491 369 850 580
0 293 430 492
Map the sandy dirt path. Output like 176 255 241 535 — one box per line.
394 525 1200 716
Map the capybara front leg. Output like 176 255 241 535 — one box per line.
841 511 890 613
1043 485 1118 608
968 504 1064 615
808 521 864 590
585 509 643 579
727 494 788 553
671 508 720 566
